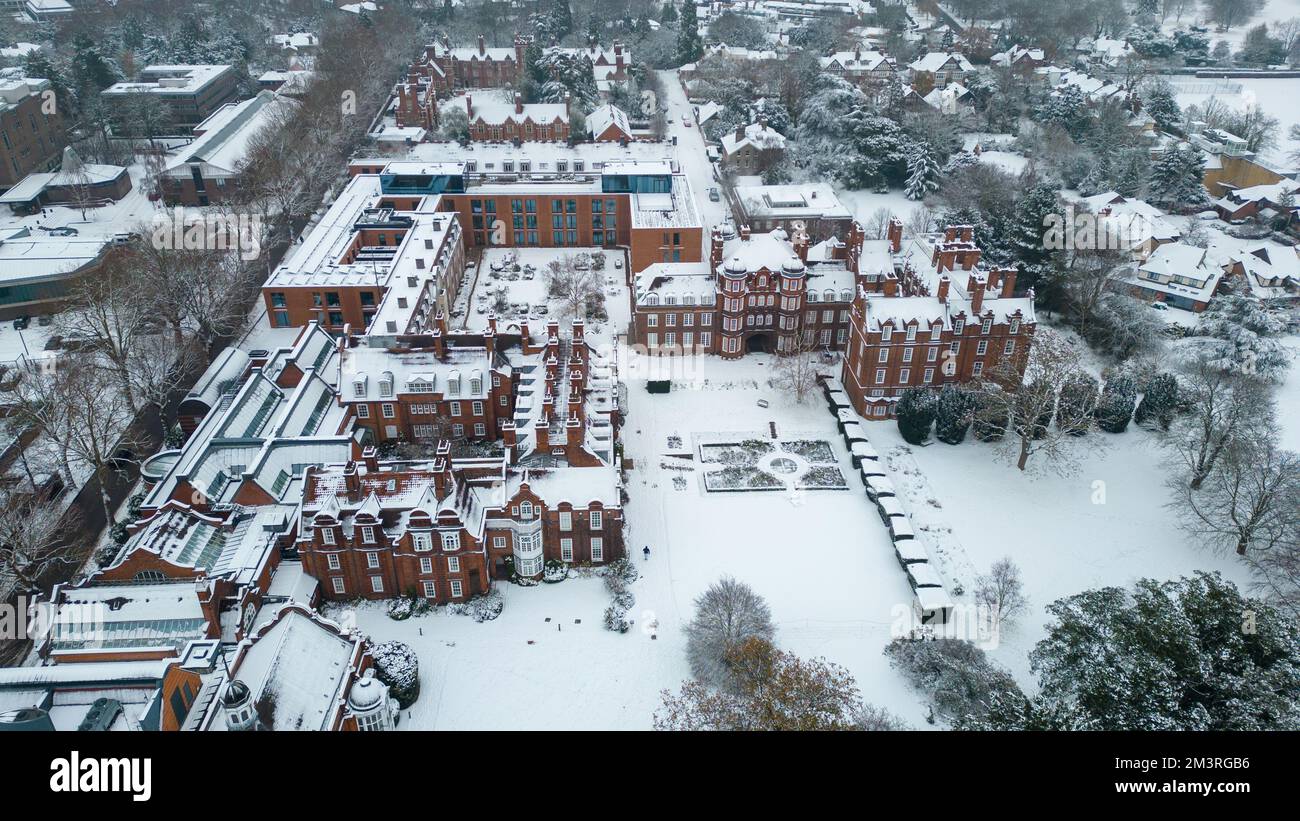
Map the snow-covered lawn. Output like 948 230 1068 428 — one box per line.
866 422 1256 687
339 355 1267 727
1167 75 1300 167
837 187 924 225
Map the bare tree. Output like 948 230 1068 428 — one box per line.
974 557 1029 628
684 576 775 692
0 494 79 596
969 328 1100 474
544 254 605 322
59 359 146 526
1057 245 1129 340
55 248 147 412
59 146 98 222
1165 354 1273 490
657 638 888 730
127 334 205 438
770 335 821 403
1172 424 1297 556
3 361 78 492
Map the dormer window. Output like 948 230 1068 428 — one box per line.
953 318 965 334
354 379 366 396
981 318 992 334
881 325 893 341
1009 319 1020 335
930 325 941 341
361 525 375 543
905 326 917 341
470 376 482 395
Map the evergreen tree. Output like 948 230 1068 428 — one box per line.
1096 376 1137 433
1009 184 1060 291
24 52 70 116
1056 373 1099 435
904 142 941 201
972 390 1007 441
1149 144 1208 210
1134 372 1178 430
1142 80 1181 132
677 1 704 66
934 385 976 445
1031 572 1300 730
660 2 678 24
895 387 938 444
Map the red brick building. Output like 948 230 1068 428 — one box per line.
0 76 66 189
631 223 860 357
465 91 570 143
841 221 1037 418
339 322 519 444
298 444 624 601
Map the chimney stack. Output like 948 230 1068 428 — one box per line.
466 94 473 118
478 35 486 55
1000 268 1017 297
936 275 950 301
887 217 903 253
961 247 981 271
362 445 378 473
502 422 517 463
969 275 984 315
534 416 550 453
739 224 751 241
343 461 360 501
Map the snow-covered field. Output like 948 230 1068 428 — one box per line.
343 354 1264 727
1168 75 1300 167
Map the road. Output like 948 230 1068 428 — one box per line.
658 69 732 261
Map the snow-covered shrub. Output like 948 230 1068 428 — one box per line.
1134 372 1179 431
603 604 630 633
895 387 938 445
446 589 504 622
1096 377 1137 433
604 556 638 589
543 559 569 584
1056 373 1099 435
387 596 431 621
935 385 976 445
371 640 420 708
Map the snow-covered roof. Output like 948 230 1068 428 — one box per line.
587 103 630 139
908 52 974 74
163 92 296 177
721 122 787 156
733 182 851 220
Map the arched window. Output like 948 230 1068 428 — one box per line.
645 294 659 306
133 570 166 584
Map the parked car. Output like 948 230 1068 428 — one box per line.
37 315 52 327
12 315 31 330
708 187 720 202
47 226 78 236
1149 301 1168 311
682 115 692 127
